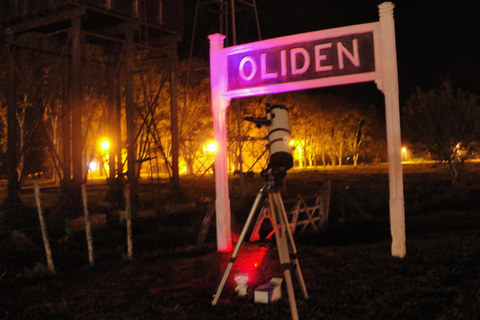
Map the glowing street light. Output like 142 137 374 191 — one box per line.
205 141 217 153
100 139 110 152
89 161 98 172
402 147 408 162
98 139 111 177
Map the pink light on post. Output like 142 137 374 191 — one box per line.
209 34 232 252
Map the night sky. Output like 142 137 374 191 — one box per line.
182 0 480 111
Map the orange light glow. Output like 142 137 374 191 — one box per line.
206 142 217 153
89 161 98 171
100 140 110 151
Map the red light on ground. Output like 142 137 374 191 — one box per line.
233 246 269 286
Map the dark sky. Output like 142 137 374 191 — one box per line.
182 0 480 109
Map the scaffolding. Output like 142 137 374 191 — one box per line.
1 0 184 209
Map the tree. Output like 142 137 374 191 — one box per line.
402 81 480 185
316 94 370 167
6 34 63 184
343 106 378 166
258 91 380 168
133 53 173 178
179 58 213 175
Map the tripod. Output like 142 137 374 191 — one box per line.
212 175 308 320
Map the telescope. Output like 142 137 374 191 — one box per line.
245 104 294 187
214 104 307 315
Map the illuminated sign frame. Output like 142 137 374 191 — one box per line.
209 2 405 259
225 23 381 97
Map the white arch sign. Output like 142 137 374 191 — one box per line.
209 2 406 258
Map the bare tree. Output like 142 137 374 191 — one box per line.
179 58 213 175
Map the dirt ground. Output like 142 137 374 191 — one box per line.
1 162 480 319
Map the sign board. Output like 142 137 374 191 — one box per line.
209 2 405 259
222 23 381 98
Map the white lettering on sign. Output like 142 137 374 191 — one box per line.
290 47 310 75
237 38 362 82
261 53 277 79
280 49 287 77
239 56 257 81
337 39 359 69
314 43 333 72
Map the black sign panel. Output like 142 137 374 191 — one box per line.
227 31 375 91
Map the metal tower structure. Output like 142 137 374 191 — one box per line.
189 0 261 49
185 0 261 192
1 0 183 210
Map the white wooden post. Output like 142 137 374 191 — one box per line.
378 2 406 258
34 183 55 274
209 34 233 252
81 184 95 266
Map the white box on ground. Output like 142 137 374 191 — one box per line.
254 278 283 303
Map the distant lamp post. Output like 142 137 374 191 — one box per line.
100 139 110 176
289 140 297 167
206 141 217 153
402 147 408 162
199 141 217 174
101 140 110 152
290 140 304 168
289 139 295 152
89 161 98 172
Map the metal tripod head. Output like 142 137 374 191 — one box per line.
261 163 288 190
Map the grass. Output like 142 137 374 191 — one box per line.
1 162 480 319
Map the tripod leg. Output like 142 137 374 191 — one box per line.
276 192 309 299
212 188 265 305
269 192 299 320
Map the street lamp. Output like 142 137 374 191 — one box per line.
205 141 217 153
402 147 408 162
99 139 111 177
89 161 98 172
101 140 110 152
